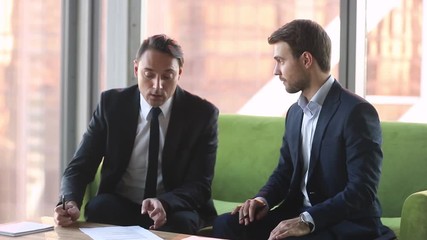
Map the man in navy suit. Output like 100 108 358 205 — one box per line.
54 34 218 234
213 19 395 240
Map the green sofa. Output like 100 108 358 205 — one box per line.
211 114 427 240
81 114 427 239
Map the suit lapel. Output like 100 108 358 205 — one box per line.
287 105 305 188
308 81 341 179
161 86 186 182
118 87 140 169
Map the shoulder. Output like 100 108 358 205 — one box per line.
101 84 138 99
98 85 139 111
173 86 219 115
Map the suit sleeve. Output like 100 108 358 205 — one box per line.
308 102 383 231
59 93 107 208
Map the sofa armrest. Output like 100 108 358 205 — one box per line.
399 190 427 240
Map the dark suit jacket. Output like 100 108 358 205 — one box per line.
257 80 392 238
60 85 219 222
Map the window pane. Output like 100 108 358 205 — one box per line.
144 0 340 116
98 0 107 93
0 0 60 222
366 0 426 123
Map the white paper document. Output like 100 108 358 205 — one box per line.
0 221 54 237
183 236 224 240
80 226 163 240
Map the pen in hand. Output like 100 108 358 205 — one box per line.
62 195 66 211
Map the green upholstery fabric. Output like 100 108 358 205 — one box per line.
212 115 427 240
81 115 427 239
400 190 427 240
78 163 102 221
381 217 401 238
377 122 427 239
379 122 427 218
212 115 284 202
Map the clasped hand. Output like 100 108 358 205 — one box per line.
231 198 311 240
232 198 268 225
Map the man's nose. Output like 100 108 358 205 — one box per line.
153 77 163 89
273 63 281 76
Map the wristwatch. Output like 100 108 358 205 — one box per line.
299 213 315 232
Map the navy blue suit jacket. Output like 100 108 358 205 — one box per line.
60 85 219 222
257 80 389 237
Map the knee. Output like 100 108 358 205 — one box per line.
212 213 240 237
161 211 199 234
214 213 237 228
84 194 125 223
85 194 113 217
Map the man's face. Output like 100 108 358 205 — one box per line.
272 42 309 94
134 49 182 107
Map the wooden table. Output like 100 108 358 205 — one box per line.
0 217 199 240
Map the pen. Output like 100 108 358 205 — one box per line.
62 195 66 210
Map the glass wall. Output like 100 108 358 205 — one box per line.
0 0 61 222
143 0 340 116
0 0 425 224
365 0 427 123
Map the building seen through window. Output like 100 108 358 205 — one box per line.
0 0 60 222
0 0 425 223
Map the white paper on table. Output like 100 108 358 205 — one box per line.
80 226 163 240
0 221 54 237
183 236 225 240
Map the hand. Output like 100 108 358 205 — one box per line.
53 201 80 227
141 198 167 230
268 216 310 240
231 198 268 225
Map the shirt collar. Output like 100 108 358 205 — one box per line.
298 75 334 116
140 94 173 120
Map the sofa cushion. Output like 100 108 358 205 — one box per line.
378 122 427 217
212 115 284 202
212 115 427 239
381 217 400 238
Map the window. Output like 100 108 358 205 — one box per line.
364 0 427 123
0 0 61 222
143 0 340 116
1 0 424 224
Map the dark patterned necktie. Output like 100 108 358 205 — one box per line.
144 107 161 199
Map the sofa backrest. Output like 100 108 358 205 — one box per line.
378 122 427 217
212 114 427 218
212 114 284 202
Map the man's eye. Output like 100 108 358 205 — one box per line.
161 73 174 81
143 71 156 79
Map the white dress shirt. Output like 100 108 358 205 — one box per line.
298 76 334 230
115 94 173 204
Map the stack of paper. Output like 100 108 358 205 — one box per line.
80 226 163 240
0 221 54 237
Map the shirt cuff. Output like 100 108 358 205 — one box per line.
302 211 316 232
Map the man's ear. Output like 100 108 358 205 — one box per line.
133 60 138 77
301 52 313 67
178 68 183 78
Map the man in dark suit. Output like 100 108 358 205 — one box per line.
213 20 395 240
54 34 219 234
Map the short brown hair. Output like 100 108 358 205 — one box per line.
268 19 331 72
135 34 184 67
